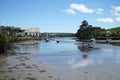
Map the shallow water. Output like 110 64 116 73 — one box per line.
14 37 120 68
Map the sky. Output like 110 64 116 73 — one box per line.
0 0 120 33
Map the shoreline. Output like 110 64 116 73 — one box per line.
0 39 120 80
0 53 120 80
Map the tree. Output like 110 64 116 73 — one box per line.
76 20 92 39
76 20 106 39
0 32 9 53
0 26 25 53
0 26 25 36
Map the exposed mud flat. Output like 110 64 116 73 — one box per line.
0 54 120 80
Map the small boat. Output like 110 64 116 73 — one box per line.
56 40 60 43
45 38 49 42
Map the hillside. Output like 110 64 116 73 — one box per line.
107 27 120 34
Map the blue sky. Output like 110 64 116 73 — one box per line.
0 0 120 33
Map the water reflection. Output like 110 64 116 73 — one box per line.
77 41 95 52
77 46 90 59
82 53 89 59
16 41 40 54
67 58 94 68
14 38 120 68
116 54 120 63
110 42 120 46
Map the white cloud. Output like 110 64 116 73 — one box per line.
64 9 76 15
71 59 94 68
115 17 120 22
70 3 94 13
63 3 104 15
97 18 114 23
67 58 94 68
111 6 120 17
77 59 93 67
96 8 104 14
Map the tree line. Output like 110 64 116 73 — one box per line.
76 20 120 40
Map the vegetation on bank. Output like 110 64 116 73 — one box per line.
0 26 33 53
0 32 9 53
76 20 120 40
107 27 120 34
76 20 106 40
0 26 74 53
106 27 120 37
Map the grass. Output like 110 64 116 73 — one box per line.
107 27 120 34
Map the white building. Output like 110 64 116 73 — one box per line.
24 27 40 37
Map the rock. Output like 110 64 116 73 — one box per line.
13 66 19 69
25 66 32 68
24 77 37 80
20 63 26 66
8 67 13 69
20 60 25 62
8 70 12 72
32 64 38 68
27 73 32 75
48 76 53 78
85 72 88 73
39 69 46 73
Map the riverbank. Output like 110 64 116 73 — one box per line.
0 35 41 53
1 38 120 80
0 53 120 80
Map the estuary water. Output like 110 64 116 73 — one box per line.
14 37 120 68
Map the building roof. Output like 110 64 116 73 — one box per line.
24 27 40 33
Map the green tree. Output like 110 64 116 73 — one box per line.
76 20 92 39
76 20 106 39
0 32 9 53
0 26 25 53
91 27 106 38
0 26 24 36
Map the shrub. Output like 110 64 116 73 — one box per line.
0 32 10 53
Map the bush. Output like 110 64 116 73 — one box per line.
0 32 10 53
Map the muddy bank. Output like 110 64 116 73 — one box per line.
0 54 120 80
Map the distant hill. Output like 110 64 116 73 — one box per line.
41 32 75 37
51 33 75 37
107 27 120 34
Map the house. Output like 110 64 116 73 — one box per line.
24 27 40 37
16 27 40 37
